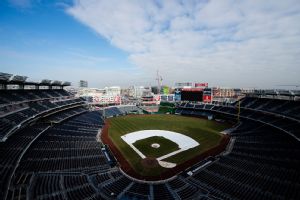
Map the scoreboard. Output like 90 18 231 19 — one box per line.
175 83 211 102
181 88 203 102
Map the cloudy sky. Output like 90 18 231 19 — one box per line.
0 0 299 89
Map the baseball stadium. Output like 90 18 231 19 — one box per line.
1 1 300 199
0 73 299 200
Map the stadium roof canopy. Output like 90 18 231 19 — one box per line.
51 80 62 86
40 79 52 85
62 81 71 86
0 72 71 88
25 81 39 85
249 89 300 97
10 75 28 83
291 90 300 96
0 72 13 82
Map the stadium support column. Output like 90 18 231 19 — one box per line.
1 83 7 90
237 101 240 121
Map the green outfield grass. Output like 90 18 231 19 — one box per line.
156 102 176 114
107 114 230 176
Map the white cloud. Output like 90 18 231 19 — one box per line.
67 0 300 88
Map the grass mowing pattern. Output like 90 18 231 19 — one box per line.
133 136 179 158
157 102 176 114
108 114 230 176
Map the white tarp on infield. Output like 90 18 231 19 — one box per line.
121 130 200 163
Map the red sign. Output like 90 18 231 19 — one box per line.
203 95 212 103
154 95 161 101
195 83 208 87
114 96 121 103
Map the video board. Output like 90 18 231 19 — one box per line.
181 88 203 102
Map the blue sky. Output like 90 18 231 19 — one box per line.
0 0 300 88
0 0 137 87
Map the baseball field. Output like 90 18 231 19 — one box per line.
104 114 230 177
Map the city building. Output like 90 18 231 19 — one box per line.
79 80 88 88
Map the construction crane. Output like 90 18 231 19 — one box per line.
156 70 163 94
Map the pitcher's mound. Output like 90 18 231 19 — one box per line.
141 157 159 168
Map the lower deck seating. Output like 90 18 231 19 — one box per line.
153 184 174 200
102 175 133 198
103 106 143 118
188 125 300 200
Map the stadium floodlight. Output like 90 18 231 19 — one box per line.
0 72 13 81
40 79 52 85
11 75 28 82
